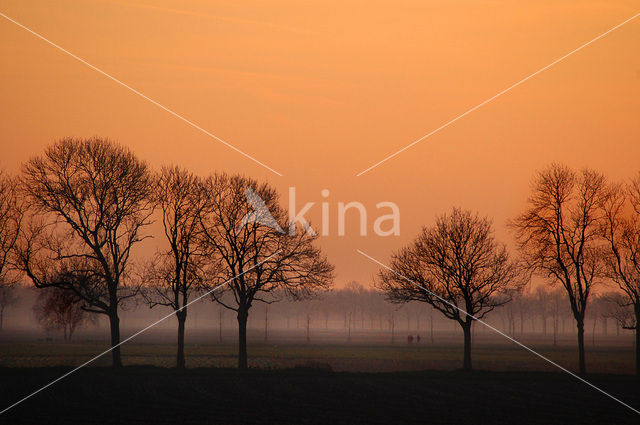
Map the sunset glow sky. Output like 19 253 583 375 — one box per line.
1 0 639 286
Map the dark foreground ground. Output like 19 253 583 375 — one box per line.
0 366 638 425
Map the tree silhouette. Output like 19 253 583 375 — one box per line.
512 164 606 374
15 137 154 367
601 292 635 331
144 166 211 369
378 208 522 371
0 170 22 330
0 283 18 331
33 287 91 340
197 173 333 369
600 174 640 376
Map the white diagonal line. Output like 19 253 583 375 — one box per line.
0 250 281 416
0 11 283 177
356 249 640 415
356 12 640 177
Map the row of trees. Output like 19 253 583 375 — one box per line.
379 164 640 375
3 279 627 344
515 165 640 375
2 143 639 376
0 137 333 369
247 285 625 345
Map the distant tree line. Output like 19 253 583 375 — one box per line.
377 164 640 375
1 142 640 376
0 137 333 369
258 284 625 347
2 280 627 344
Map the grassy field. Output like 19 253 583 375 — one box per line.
0 334 639 424
0 337 636 374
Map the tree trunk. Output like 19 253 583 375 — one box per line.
108 312 122 368
264 306 268 343
0 307 4 331
219 307 223 343
635 305 640 378
577 320 586 374
430 314 434 343
635 325 640 379
530 317 535 333
390 314 395 344
237 307 249 369
462 321 472 371
176 309 187 369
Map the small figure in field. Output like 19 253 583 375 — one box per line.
416 334 421 344
407 335 414 344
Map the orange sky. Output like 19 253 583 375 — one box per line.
1 0 639 287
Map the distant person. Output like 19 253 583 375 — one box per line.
407 335 414 344
416 334 421 343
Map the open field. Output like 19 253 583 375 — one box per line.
0 367 638 424
0 329 636 374
0 341 637 373
1 332 639 424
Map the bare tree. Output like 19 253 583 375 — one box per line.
503 299 517 336
533 286 551 338
512 164 606 374
599 176 640 376
263 304 269 343
378 208 522 371
601 291 635 331
15 138 154 367
197 173 333 369
342 281 364 342
144 166 209 369
0 170 22 330
549 287 567 345
0 283 19 331
587 294 605 347
33 287 91 340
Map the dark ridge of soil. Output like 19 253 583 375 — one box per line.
0 366 638 425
